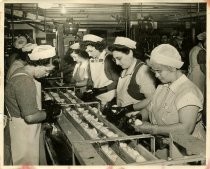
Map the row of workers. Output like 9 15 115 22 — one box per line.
4 33 205 164
67 34 206 158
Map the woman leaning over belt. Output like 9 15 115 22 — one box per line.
106 37 156 131
133 44 205 156
81 34 122 107
70 42 90 96
5 45 61 165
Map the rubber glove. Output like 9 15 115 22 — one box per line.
111 104 134 118
43 101 62 123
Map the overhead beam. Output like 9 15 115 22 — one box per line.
168 11 206 20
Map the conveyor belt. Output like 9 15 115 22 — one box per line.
57 114 107 165
44 88 206 165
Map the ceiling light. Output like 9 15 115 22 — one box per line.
38 3 53 9
61 6 66 14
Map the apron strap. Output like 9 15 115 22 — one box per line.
10 72 30 79
5 105 12 120
127 60 146 100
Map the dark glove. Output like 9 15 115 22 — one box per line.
43 101 62 123
42 100 54 110
128 113 142 124
102 98 116 110
92 86 108 96
112 104 134 118
81 91 94 102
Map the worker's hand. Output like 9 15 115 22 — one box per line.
102 100 117 121
42 100 55 110
132 121 155 134
111 104 134 118
45 103 62 123
81 90 96 102
92 86 108 96
128 113 142 124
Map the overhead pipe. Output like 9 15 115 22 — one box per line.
44 9 46 32
11 4 14 44
36 3 39 20
124 3 131 38
27 23 45 32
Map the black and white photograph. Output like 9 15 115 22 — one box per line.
1 0 208 167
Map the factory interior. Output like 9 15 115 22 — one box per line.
3 2 207 166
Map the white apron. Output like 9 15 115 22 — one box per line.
72 62 88 95
90 51 115 105
116 71 140 116
188 45 205 94
8 73 41 165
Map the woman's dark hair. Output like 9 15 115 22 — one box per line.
73 49 89 59
64 48 75 64
80 40 106 52
108 44 141 58
11 47 22 59
11 47 30 61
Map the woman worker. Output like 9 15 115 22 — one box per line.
81 34 122 107
107 37 156 130
188 32 206 94
5 45 61 165
70 42 90 96
4 43 37 165
133 44 205 157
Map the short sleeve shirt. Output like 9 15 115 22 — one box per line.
5 72 40 118
148 74 203 125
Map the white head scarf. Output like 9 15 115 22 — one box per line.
148 44 184 69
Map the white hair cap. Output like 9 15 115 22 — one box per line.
13 36 27 49
113 37 136 49
22 43 37 52
149 44 184 69
197 32 206 41
70 42 80 50
83 34 103 42
28 45 56 61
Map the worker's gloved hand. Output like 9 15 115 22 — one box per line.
111 104 134 118
81 90 96 102
92 86 108 96
42 100 55 110
103 98 116 110
128 113 142 124
102 98 116 120
44 102 62 123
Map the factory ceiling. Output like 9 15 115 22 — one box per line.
5 3 206 29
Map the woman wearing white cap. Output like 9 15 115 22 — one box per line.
107 37 156 131
81 34 122 106
188 32 206 94
133 44 205 158
5 45 61 165
70 42 90 96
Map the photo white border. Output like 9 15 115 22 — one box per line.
0 0 209 169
